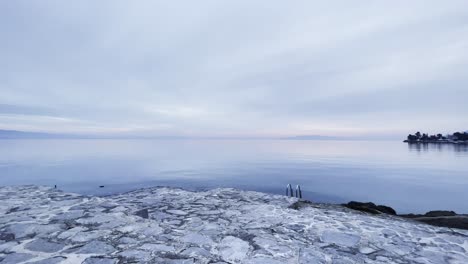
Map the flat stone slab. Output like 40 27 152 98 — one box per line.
24 238 65 253
320 230 361 247
0 185 467 263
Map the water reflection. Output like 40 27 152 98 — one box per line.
1 139 468 213
407 142 468 153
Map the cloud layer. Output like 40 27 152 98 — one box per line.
1 1 468 137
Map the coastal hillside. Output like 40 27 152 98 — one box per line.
1 186 467 263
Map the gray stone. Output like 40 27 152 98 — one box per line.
0 253 34 264
135 209 149 219
77 241 116 254
28 257 66 264
166 209 188 216
51 210 84 221
154 258 195 264
24 239 64 253
82 257 118 264
181 233 213 246
320 231 361 247
344 201 396 215
118 237 138 244
140 243 175 252
69 230 105 242
0 241 18 253
219 236 251 263
118 249 152 261
181 247 211 258
0 233 15 242
6 223 60 239
245 257 284 264
425 210 457 217
2 185 468 264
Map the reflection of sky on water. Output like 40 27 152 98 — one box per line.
1 139 467 214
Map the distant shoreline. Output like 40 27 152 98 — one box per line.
405 131 468 144
403 140 468 144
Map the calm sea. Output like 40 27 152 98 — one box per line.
1 139 467 214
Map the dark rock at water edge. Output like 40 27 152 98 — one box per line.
400 210 468 230
288 200 313 210
424 210 457 217
343 201 397 215
412 216 468 230
343 201 468 230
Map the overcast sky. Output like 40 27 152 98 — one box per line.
1 1 468 138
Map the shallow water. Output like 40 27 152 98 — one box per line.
1 139 467 213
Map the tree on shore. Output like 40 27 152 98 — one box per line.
415 132 421 139
454 132 468 141
406 131 465 142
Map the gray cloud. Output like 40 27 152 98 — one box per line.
1 1 468 137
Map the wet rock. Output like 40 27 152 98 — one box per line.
344 201 397 215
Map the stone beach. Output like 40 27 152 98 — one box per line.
1 186 467 263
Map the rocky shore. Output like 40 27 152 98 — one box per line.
343 201 468 230
1 186 468 263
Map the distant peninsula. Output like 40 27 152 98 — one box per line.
404 131 468 144
0 129 70 139
282 135 347 140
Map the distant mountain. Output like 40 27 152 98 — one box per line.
0 130 74 139
282 135 348 140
